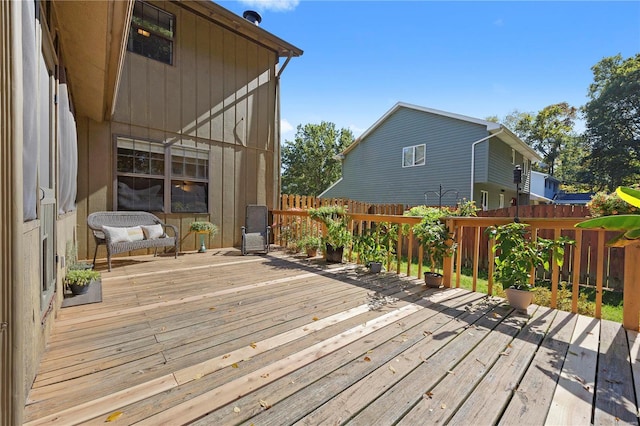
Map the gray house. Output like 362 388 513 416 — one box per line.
320 102 541 210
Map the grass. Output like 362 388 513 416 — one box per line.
393 256 624 323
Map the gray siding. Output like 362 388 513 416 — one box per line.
487 140 531 192
323 108 489 207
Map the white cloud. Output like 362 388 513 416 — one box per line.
238 0 299 12
349 124 367 137
280 118 294 139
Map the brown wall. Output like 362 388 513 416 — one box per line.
76 0 280 260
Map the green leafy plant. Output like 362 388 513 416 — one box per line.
309 206 352 249
577 186 640 246
297 234 322 251
64 269 101 287
486 222 574 291
353 228 386 266
189 221 218 235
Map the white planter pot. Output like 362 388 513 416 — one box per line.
505 288 533 311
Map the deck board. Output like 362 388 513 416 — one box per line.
22 249 640 425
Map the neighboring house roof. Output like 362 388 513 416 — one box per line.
531 170 561 183
343 102 542 162
553 192 594 205
530 192 554 203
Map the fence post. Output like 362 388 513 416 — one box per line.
623 243 640 331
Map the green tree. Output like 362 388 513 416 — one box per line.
583 54 640 191
515 103 578 175
281 122 354 196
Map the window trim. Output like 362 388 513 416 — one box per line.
128 0 175 65
402 144 426 168
114 135 210 213
511 149 516 165
481 190 489 211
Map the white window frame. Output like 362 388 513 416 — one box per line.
402 144 426 168
481 190 489 211
512 148 516 165
499 193 505 209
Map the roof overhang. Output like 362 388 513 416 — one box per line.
53 0 134 122
491 126 542 163
530 192 553 203
178 1 303 59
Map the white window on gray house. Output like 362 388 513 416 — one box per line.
402 144 426 167
128 1 175 65
512 149 516 165
481 190 489 211
499 193 505 209
116 137 209 213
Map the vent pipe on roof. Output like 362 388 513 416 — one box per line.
243 10 262 25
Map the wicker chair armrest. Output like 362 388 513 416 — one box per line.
161 223 179 238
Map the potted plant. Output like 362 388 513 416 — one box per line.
413 216 456 287
189 221 218 253
486 222 573 311
64 267 101 296
309 206 352 263
297 234 322 257
353 228 386 273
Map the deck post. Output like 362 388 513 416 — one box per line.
442 219 455 288
623 243 640 331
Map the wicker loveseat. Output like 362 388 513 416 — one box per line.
87 211 179 271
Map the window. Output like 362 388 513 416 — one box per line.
499 193 505 209
402 144 426 167
116 137 209 212
128 1 174 65
511 149 516 165
481 190 489 211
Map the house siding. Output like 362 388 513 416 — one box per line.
78 0 281 258
323 108 490 207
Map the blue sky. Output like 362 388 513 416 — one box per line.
220 1 640 140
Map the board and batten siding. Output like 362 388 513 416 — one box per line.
77 0 280 258
323 107 490 207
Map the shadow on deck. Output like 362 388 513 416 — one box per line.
23 248 640 425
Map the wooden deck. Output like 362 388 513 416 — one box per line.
23 249 640 425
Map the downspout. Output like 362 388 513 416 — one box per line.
274 53 292 208
469 129 503 203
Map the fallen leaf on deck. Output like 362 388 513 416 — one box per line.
233 407 241 413
389 365 396 374
425 391 434 399
194 373 203 380
492 312 501 318
312 316 319 321
106 411 123 422
250 342 257 349
499 351 510 356
232 363 239 368
423 331 432 336
367 350 374 353
222 354 231 359
447 370 455 375
160 327 166 332
441 404 447 409
209 307 216 311
363 356 371 362
261 373 270 378
259 399 271 410
573 375 585 384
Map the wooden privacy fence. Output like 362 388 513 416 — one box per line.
280 194 404 215
270 209 640 330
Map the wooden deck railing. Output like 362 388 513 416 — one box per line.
271 209 640 331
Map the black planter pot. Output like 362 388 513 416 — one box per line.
69 283 90 295
325 245 344 263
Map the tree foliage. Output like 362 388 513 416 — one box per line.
514 103 578 175
583 54 640 191
281 122 354 196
